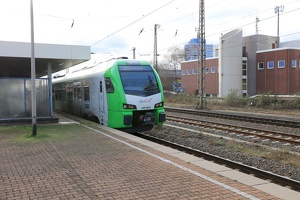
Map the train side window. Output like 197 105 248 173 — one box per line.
105 78 114 93
76 87 82 100
84 86 90 101
73 88 77 100
100 81 102 93
55 89 59 101
62 89 66 102
58 89 62 101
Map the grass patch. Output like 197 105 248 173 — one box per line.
211 138 226 146
23 132 49 140
165 91 300 110
0 124 81 143
225 140 300 168
265 149 300 168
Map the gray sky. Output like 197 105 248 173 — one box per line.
1 0 299 61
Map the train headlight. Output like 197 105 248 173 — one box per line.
154 102 164 108
123 104 137 109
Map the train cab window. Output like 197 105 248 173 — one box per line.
118 65 159 96
105 78 114 93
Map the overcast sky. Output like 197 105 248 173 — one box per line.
1 0 300 61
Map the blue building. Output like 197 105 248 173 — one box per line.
184 38 213 61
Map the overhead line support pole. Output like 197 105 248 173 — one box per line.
197 0 206 109
153 24 160 71
274 5 284 48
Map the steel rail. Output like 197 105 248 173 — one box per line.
167 115 300 146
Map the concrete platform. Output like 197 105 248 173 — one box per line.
117 128 300 200
0 112 299 199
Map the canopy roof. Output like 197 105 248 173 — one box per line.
0 41 90 77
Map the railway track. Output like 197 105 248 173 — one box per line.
165 107 300 128
167 114 300 146
134 132 300 192
136 107 300 190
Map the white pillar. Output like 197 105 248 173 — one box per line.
48 62 53 116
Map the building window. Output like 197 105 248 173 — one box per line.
242 60 247 76
292 60 297 68
242 79 247 90
187 69 191 75
258 62 264 70
211 67 216 73
278 60 285 68
267 61 274 69
205 67 209 74
192 69 197 75
182 70 185 75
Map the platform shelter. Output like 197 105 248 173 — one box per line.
0 40 90 122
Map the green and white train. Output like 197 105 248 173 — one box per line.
52 58 166 132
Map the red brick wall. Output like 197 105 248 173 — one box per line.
265 50 276 93
256 49 300 95
289 50 299 94
256 53 266 93
181 61 199 94
181 58 219 95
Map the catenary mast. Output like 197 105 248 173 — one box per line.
197 0 206 109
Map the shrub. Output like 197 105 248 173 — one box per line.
224 90 247 107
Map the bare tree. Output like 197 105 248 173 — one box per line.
156 46 185 92
165 46 185 70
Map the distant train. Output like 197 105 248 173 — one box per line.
52 57 166 132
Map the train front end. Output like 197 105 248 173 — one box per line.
105 59 166 133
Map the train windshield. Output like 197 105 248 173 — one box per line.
119 65 160 96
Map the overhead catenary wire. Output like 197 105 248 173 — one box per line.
96 0 300 57
30 0 299 57
91 0 175 47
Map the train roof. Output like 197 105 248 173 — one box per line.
52 58 152 83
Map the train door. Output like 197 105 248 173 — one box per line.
66 83 73 113
91 82 96 110
99 79 105 125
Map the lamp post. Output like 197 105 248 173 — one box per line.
30 0 37 136
274 5 284 48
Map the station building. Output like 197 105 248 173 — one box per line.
0 40 90 122
180 29 300 97
256 48 300 95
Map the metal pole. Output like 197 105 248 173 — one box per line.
48 62 52 117
132 47 136 59
274 5 284 48
256 17 259 35
197 0 206 109
30 0 37 136
153 24 160 71
277 7 279 38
